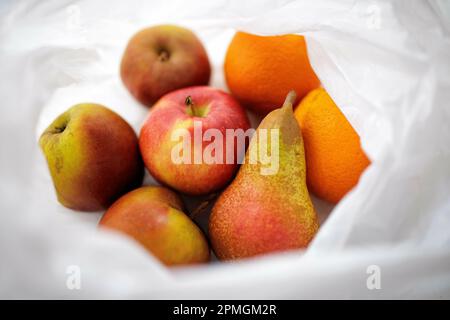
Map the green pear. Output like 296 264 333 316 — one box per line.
209 91 319 260
39 103 143 211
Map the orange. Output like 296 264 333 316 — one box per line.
294 88 370 203
224 32 320 114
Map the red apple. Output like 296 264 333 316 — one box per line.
139 86 251 195
120 25 211 106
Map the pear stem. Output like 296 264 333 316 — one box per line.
282 90 297 110
189 192 218 219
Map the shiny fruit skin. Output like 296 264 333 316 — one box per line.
99 186 209 266
294 88 370 203
121 25 211 106
225 32 320 114
39 103 143 211
139 86 250 195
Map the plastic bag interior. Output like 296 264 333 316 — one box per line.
1 0 450 298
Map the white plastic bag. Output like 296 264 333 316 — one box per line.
1 0 450 299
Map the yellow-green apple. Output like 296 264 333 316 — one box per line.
120 25 211 107
139 86 251 195
39 103 144 211
99 186 209 266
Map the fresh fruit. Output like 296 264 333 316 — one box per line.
224 32 320 115
39 103 143 211
294 88 370 203
120 25 211 106
99 186 209 266
209 91 319 260
139 86 251 195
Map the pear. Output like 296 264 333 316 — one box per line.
209 91 319 260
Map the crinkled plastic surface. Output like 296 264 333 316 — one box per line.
1 0 450 298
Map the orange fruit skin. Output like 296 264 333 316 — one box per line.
224 32 320 115
294 88 370 204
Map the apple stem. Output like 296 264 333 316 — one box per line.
282 90 297 110
185 96 195 116
158 50 170 62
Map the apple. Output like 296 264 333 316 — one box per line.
139 86 251 195
99 186 210 266
120 25 211 107
39 103 144 211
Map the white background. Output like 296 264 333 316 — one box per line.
1 0 450 298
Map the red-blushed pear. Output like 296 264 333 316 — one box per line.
209 91 319 260
139 86 251 195
121 25 211 106
39 103 144 211
99 186 210 266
